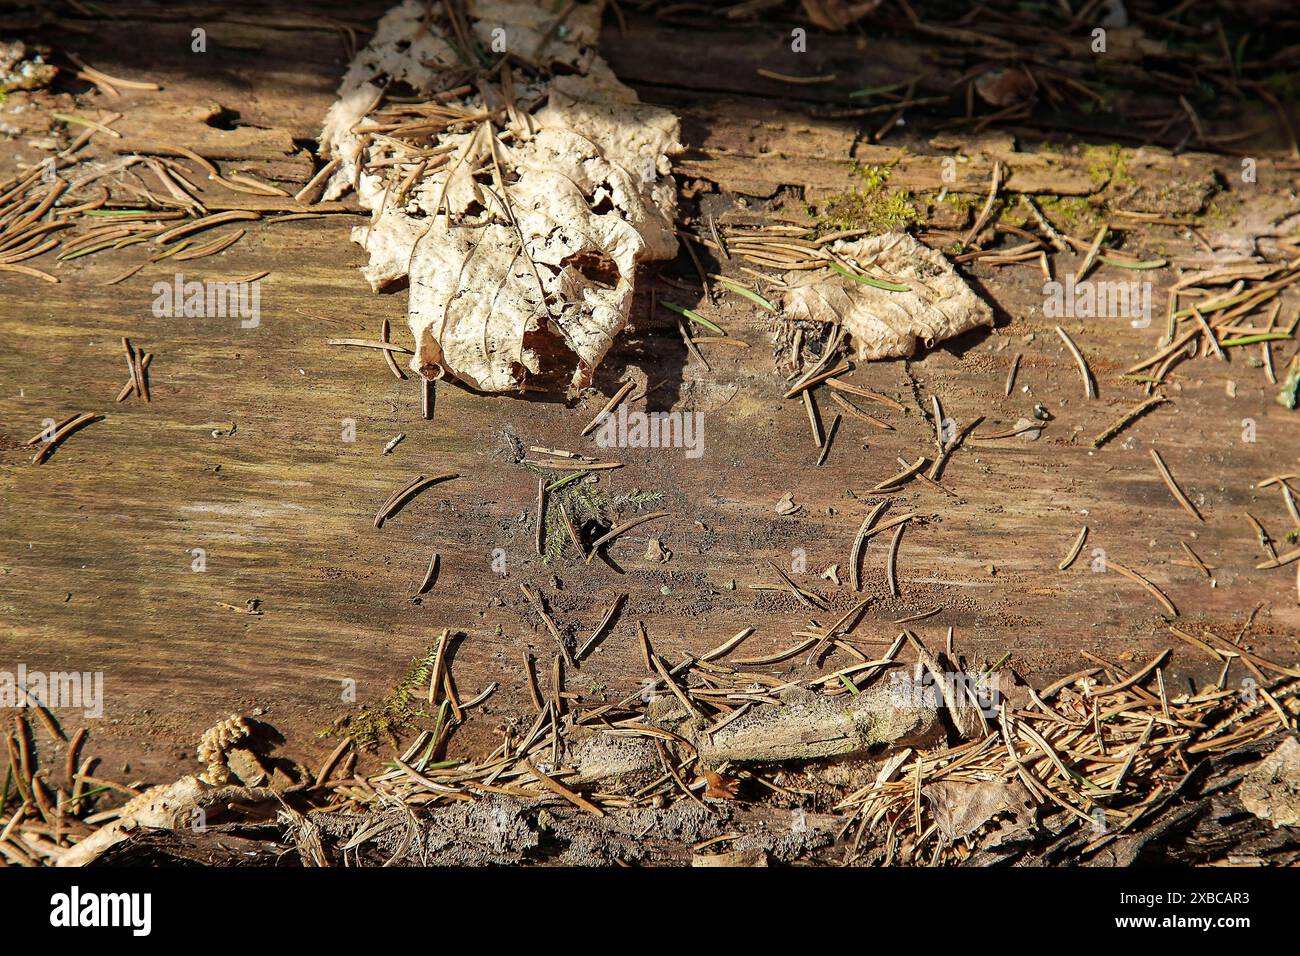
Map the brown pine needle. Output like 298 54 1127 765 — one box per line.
586 511 671 562
1005 352 1021 396
373 473 458 528
1055 326 1096 399
31 413 100 465
1256 547 1300 570
1149 448 1203 522
1092 396 1168 448
828 391 893 429
850 501 889 592
1104 557 1178 616
1059 526 1088 570
522 759 604 816
580 380 635 436
576 594 624 660
873 456 927 491
415 552 440 595
963 160 1001 249
380 318 406 380
535 477 546 556
825 377 906 411
701 628 755 662
803 389 824 448
886 521 906 597
1086 649 1171 697
783 360 852 399
816 414 841 466
764 559 828 610
421 375 435 420
519 584 574 666
1074 223 1108 282
558 500 586 558
1180 541 1213 581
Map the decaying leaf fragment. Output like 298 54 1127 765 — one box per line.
319 0 681 393
783 233 994 360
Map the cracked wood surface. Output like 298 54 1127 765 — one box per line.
1 3 1297 786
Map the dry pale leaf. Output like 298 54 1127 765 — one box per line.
700 769 740 800
922 778 1034 840
320 0 681 393
783 233 994 360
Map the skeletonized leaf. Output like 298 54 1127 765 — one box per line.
320 0 681 393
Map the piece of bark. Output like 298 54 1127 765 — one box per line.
1240 737 1300 828
689 684 940 766
57 777 280 867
